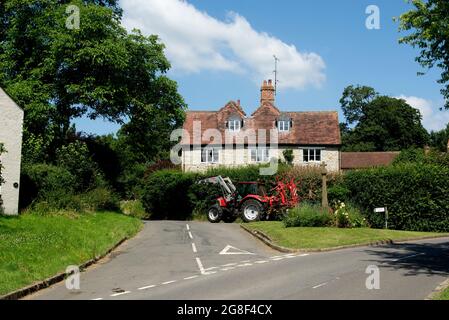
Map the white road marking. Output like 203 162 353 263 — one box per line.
203 271 217 275
237 263 253 267
138 285 156 290
255 260 268 264
204 267 219 271
186 224 190 231
271 257 284 261
221 267 235 271
240 260 251 263
162 280 176 285
392 253 424 262
299 253 310 257
184 275 199 280
91 298 103 300
312 282 328 289
188 231 193 239
221 263 238 267
191 243 197 253
110 291 131 297
196 257 206 274
219 245 255 255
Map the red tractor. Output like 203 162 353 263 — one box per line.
198 176 300 223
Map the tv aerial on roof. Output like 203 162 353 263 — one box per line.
273 54 280 95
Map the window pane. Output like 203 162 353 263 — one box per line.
310 149 315 161
303 149 308 162
213 149 219 162
251 149 256 162
316 149 321 161
201 149 206 163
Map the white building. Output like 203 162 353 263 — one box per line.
0 87 24 215
181 80 341 172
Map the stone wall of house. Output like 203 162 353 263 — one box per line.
0 88 24 215
182 146 340 173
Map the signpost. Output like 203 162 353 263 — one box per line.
374 207 388 229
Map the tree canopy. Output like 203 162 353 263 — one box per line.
399 0 449 109
0 0 186 162
340 85 429 151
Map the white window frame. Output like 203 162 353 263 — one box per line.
228 119 241 132
250 147 270 163
201 147 220 163
278 120 290 132
302 148 322 163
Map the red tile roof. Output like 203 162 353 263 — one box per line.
181 100 341 146
341 152 400 169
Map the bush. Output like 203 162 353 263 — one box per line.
332 201 368 228
283 203 333 227
20 163 76 209
328 184 351 204
80 187 120 212
188 181 223 218
344 163 449 232
120 200 149 219
141 170 198 220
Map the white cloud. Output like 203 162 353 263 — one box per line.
396 95 449 131
120 0 326 89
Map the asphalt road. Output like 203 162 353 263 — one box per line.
28 221 449 300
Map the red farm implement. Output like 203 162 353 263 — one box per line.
198 176 300 223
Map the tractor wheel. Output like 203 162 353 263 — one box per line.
222 214 237 223
207 204 222 223
241 199 263 223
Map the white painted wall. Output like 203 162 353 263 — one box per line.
182 146 340 172
0 88 24 215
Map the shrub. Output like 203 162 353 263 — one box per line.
20 163 76 209
282 149 294 165
120 200 149 219
283 203 334 228
344 163 449 232
141 170 198 220
80 187 120 212
333 201 368 228
328 184 351 204
188 181 223 218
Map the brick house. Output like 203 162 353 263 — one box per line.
181 80 341 172
0 87 24 215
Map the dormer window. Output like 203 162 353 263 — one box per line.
277 117 292 132
227 116 242 132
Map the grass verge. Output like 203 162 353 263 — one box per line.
434 284 449 300
0 211 142 296
245 221 448 250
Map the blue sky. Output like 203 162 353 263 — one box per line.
74 0 449 135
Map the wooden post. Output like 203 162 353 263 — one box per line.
321 162 328 209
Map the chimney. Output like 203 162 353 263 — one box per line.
260 79 275 105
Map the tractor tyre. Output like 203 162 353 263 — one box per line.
241 199 263 223
207 204 222 223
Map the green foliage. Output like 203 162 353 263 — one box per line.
429 124 449 152
282 149 294 165
56 141 105 192
332 201 368 228
394 147 449 167
393 147 426 165
141 170 198 220
283 203 333 228
344 163 449 232
120 200 149 220
1 0 186 169
188 182 223 218
399 0 449 109
328 184 351 204
340 85 429 151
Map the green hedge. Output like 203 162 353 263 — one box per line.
344 163 449 232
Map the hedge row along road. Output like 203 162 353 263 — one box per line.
28 221 449 300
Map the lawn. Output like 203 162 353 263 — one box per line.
245 222 448 250
434 285 449 300
0 211 142 296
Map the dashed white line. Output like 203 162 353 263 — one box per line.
110 291 131 297
271 257 284 261
204 266 219 271
184 275 199 280
138 285 156 290
221 267 235 271
162 280 177 285
91 298 103 300
255 260 268 264
312 282 328 289
196 257 206 274
186 224 190 231
191 243 197 253
299 253 310 257
188 231 193 239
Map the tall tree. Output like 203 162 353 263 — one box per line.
399 0 449 109
340 85 429 151
429 123 449 152
0 0 186 161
